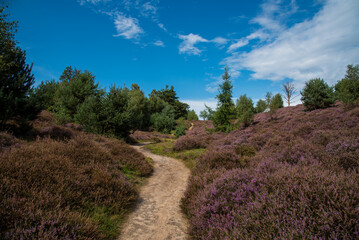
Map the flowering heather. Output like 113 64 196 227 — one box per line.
0 132 22 152
173 121 225 151
0 127 153 239
130 130 174 142
182 104 359 239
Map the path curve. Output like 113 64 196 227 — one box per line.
119 144 190 240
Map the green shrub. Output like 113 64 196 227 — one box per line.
74 96 102 134
301 78 335 111
174 125 186 138
335 64 359 108
236 95 255 127
187 110 198 121
150 104 176 134
30 80 59 111
256 99 267 113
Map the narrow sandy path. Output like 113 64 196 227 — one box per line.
119 144 190 240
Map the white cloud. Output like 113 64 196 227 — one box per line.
141 2 157 17
158 23 167 31
78 0 110 5
223 0 359 86
205 81 220 93
227 39 249 52
153 40 165 47
181 99 217 118
113 14 143 39
212 37 229 47
178 33 209 55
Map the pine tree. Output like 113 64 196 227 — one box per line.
213 66 235 130
0 3 37 127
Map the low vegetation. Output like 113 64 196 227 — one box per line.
0 112 153 239
145 138 206 169
180 104 359 239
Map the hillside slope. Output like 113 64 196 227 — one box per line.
0 111 153 239
180 104 359 239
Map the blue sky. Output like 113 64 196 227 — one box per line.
8 0 359 115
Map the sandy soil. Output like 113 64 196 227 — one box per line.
119 144 190 240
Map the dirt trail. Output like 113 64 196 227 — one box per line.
119 144 190 240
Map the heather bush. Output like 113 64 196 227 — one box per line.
39 125 75 141
130 130 173 142
185 165 359 239
182 104 359 239
187 168 264 239
0 131 153 239
234 144 256 158
173 135 207 151
182 168 228 217
173 122 224 151
193 149 243 175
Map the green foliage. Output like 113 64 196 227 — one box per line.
213 66 235 130
150 104 176 134
265 92 273 107
100 86 132 139
30 79 59 110
200 104 215 120
271 93 284 109
148 92 166 113
187 110 198 121
236 95 255 127
150 85 189 119
256 99 267 113
128 84 150 130
145 139 206 169
174 125 186 138
74 96 103 134
53 66 103 122
335 64 359 107
301 78 335 111
0 3 38 127
268 93 284 119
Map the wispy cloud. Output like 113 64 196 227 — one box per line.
227 39 249 52
153 40 165 47
223 0 359 86
178 33 209 55
113 14 143 39
78 0 109 5
204 68 240 93
141 1 157 17
79 0 167 41
158 23 167 32
212 37 229 47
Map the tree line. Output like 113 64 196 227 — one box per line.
30 66 194 139
201 64 359 132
